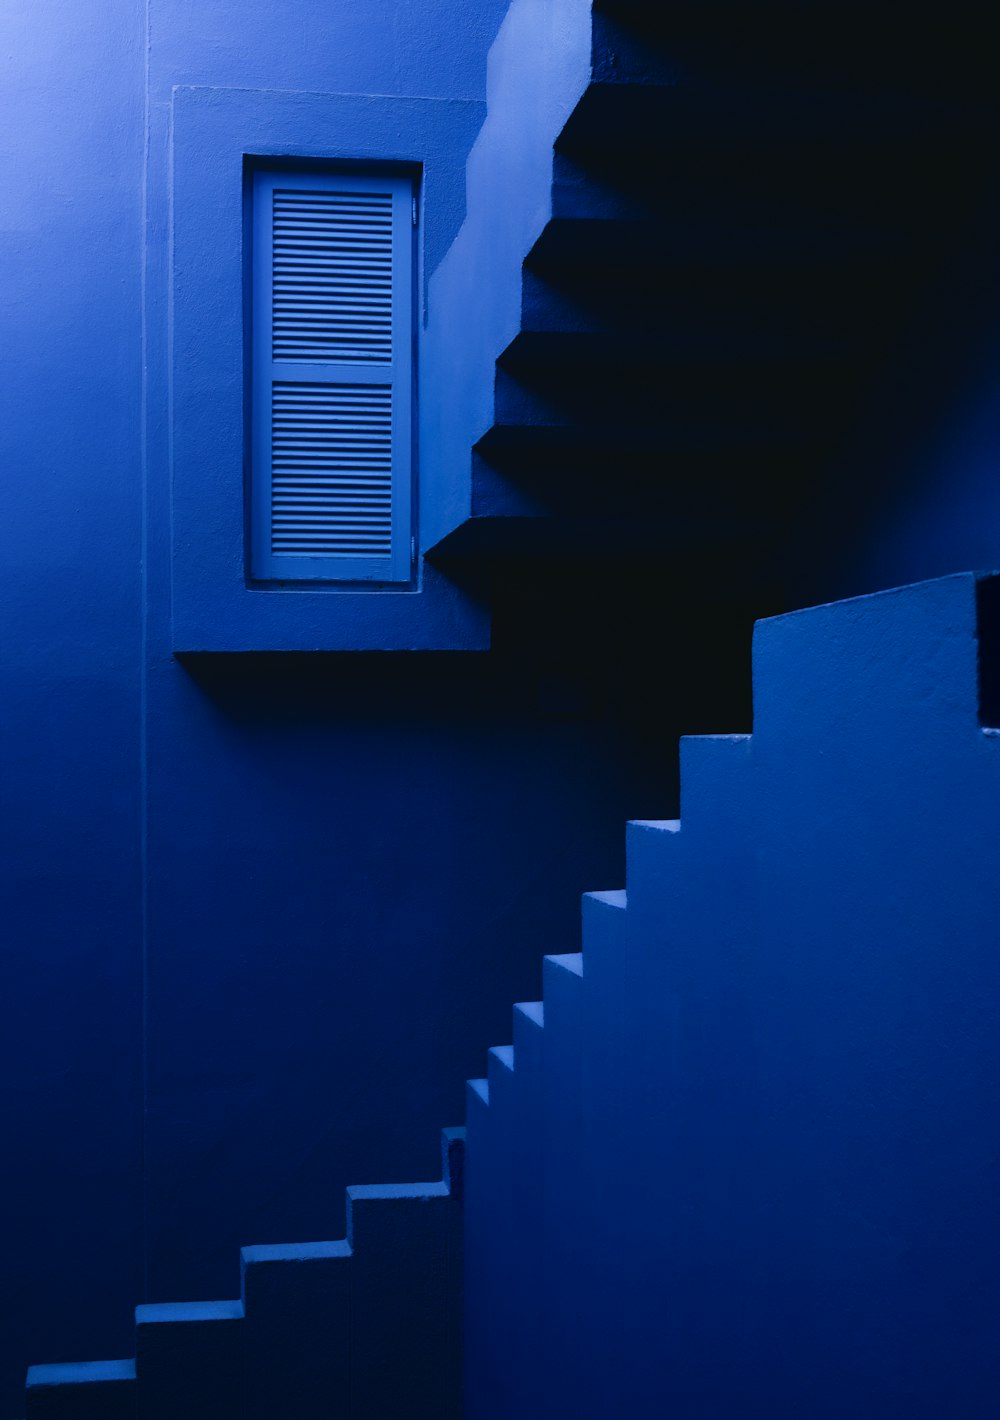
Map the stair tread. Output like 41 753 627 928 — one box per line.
430 516 781 568
136 1299 243 1325
545 952 585 976
241 1239 351 1265
529 215 907 274
347 1181 450 1201
502 327 857 369
26 1359 136 1386
489 1044 515 1070
479 421 819 456
560 76 988 153
585 889 627 910
591 0 1000 100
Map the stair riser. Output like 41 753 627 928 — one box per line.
463 1080 505 1420
135 1317 243 1420
25 1380 136 1420
539 957 587 1413
348 1195 461 1420
591 1 1000 99
242 1257 350 1420
579 893 626 988
492 365 857 446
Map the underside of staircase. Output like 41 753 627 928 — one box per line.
429 0 996 577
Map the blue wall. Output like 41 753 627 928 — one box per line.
0 0 145 1408
0 4 754 1415
6 3 1000 1417
786 175 1000 605
0 1 521 1412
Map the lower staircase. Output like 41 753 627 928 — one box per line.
465 570 1000 1418
23 575 1000 1416
23 1130 464 1420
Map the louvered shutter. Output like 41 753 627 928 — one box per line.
250 170 413 582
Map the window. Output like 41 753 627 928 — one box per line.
250 168 414 583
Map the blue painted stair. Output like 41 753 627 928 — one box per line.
24 1128 464 1420
465 571 1000 1417
428 1 996 567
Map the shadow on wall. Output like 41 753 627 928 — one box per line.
179 557 778 786
785 167 1000 606
143 560 777 1308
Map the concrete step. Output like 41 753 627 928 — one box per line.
580 889 626 984
501 327 856 377
25 1360 136 1420
512 1001 544 1087
590 0 1000 101
346 1170 462 1420
541 954 585 1082
527 213 904 278
241 1241 351 1420
25 1127 465 1420
558 77 984 161
491 359 856 456
752 571 986 750
483 1042 518 1136
678 733 753 834
509 1003 546 1419
625 818 682 922
135 1301 243 1420
539 952 586 1414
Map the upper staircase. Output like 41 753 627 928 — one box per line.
428 0 998 570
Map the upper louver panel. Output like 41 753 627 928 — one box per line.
271 189 394 363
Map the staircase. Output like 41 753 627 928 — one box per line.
18 3 1000 1414
428 0 995 571
465 570 1000 1418
23 1130 464 1419
26 574 1000 1417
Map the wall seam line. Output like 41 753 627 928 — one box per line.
139 0 152 1307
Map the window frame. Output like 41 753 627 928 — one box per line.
249 166 415 586
168 85 488 653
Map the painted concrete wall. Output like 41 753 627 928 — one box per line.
785 174 1000 607
420 0 592 547
0 1 516 1412
0 0 146 1411
0 3 764 1415
7 2 1000 1416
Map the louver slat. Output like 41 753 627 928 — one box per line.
271 384 393 555
272 190 394 363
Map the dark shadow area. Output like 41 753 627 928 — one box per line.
779 161 1000 608
158 559 778 1306
180 555 779 812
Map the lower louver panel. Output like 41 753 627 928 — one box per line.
270 381 393 557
